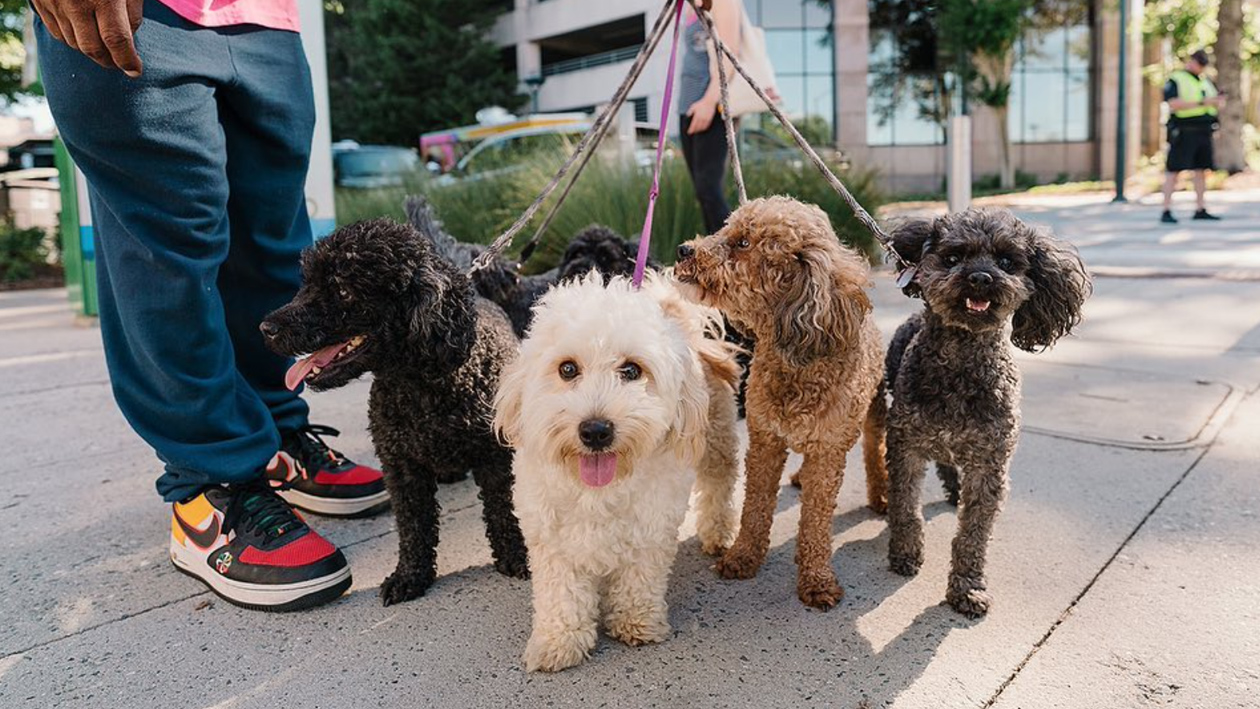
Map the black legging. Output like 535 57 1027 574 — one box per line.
680 113 732 234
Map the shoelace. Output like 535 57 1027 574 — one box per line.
291 424 349 472
222 483 305 543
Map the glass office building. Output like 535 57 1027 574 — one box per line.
494 0 1133 193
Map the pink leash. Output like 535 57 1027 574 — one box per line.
632 0 686 289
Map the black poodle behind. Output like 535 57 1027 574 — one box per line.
262 218 529 606
405 196 653 337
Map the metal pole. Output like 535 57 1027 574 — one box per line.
1112 0 1129 203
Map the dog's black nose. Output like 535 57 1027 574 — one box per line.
578 419 615 450
677 244 695 261
968 271 994 287
259 320 280 339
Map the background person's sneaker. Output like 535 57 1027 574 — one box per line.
1160 210 1178 224
1192 209 1221 221
266 424 389 517
169 484 351 611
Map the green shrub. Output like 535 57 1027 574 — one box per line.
335 147 887 273
0 222 53 283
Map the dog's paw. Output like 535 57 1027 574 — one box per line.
699 537 730 557
715 547 764 580
379 570 434 606
867 495 888 515
888 553 923 577
523 628 596 673
797 572 844 610
943 488 961 507
697 516 736 557
494 553 530 580
789 471 802 489
947 580 992 618
606 613 670 647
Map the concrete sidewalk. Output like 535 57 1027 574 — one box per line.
2 194 1259 708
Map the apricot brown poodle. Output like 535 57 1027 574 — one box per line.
674 196 887 610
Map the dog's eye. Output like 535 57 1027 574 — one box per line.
618 362 642 382
338 288 352 301
558 360 580 381
996 256 1014 272
735 237 751 250
944 254 960 267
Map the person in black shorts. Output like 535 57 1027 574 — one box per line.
1160 49 1227 224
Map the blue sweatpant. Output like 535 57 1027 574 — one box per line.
37 2 314 502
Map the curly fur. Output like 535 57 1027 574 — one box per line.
494 273 741 672
674 196 888 610
406 196 653 337
882 208 1091 617
262 218 530 606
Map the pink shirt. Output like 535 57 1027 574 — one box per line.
157 0 300 33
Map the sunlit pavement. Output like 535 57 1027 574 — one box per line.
2 195 1258 708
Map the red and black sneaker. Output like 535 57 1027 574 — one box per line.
169 483 351 611
265 424 389 517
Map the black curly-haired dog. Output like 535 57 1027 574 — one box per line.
883 208 1090 618
404 196 651 338
261 218 530 606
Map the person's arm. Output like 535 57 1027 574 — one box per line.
30 0 144 76
685 0 741 134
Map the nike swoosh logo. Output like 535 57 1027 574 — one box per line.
175 510 222 550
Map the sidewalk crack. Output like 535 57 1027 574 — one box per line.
981 443 1215 707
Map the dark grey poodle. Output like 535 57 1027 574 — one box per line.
261 218 529 606
882 208 1090 618
404 196 651 338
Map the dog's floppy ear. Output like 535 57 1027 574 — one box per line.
888 217 940 297
407 248 477 371
773 245 870 365
1011 226 1092 352
668 357 710 466
492 353 526 446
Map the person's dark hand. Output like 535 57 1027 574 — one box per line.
31 0 144 77
686 97 718 134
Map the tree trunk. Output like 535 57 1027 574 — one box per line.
995 104 1014 189
1213 0 1246 173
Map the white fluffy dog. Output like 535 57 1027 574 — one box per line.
494 273 741 673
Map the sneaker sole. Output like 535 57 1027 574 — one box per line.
170 542 352 612
278 488 391 518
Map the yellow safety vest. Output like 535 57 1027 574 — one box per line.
1169 69 1218 119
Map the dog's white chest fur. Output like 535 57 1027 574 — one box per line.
513 449 695 576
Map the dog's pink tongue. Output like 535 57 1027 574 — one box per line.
284 342 349 391
578 453 618 488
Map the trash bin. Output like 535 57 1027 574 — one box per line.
53 137 98 318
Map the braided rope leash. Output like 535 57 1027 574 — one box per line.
702 15 911 270
632 0 686 288
470 0 681 274
517 0 681 262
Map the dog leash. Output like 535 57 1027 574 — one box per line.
632 0 685 289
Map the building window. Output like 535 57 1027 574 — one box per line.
866 2 947 146
1008 2 1092 143
745 0 835 139
632 97 649 123
867 0 1092 146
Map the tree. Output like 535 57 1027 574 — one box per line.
1213 0 1245 172
327 0 523 146
939 0 1032 190
0 0 33 103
